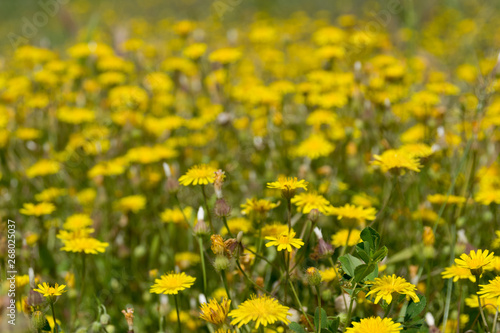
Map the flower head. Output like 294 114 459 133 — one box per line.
455 249 495 276
178 164 217 186
114 195 146 213
441 264 476 282
199 297 231 326
60 237 109 254
371 149 421 174
267 177 308 199
327 204 376 226
229 294 290 328
366 274 420 304
478 276 500 299
346 316 402 333
265 229 304 252
20 202 56 216
241 198 279 216
150 272 196 295
291 192 331 214
33 282 67 298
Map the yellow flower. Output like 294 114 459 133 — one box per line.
150 272 196 295
33 282 67 297
178 164 217 186
199 297 231 326
240 198 279 216
455 249 495 275
478 276 500 300
261 224 289 238
441 264 476 282
427 194 467 205
61 237 109 254
291 192 331 214
174 252 200 270
265 229 304 252
114 195 146 213
19 202 56 216
465 295 499 314
209 48 242 64
63 214 93 230
229 294 290 328
319 268 338 283
267 177 308 199
34 188 67 202
160 207 192 225
366 274 420 304
346 316 402 333
221 217 253 236
211 234 227 255
26 159 61 178
327 204 376 226
371 149 421 173
331 229 361 247
293 134 335 160
16 275 30 288
57 228 95 241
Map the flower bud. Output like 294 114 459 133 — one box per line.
214 198 231 218
91 321 102 332
100 314 111 325
306 267 322 286
31 310 46 330
213 255 230 271
317 238 334 258
308 209 320 223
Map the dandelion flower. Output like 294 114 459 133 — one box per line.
61 237 109 254
199 297 231 326
63 214 93 230
20 202 56 216
241 198 279 216
441 264 476 282
346 316 402 333
178 164 217 186
267 176 307 199
229 294 290 328
265 229 304 252
327 204 376 226
319 268 339 283
26 159 61 178
114 195 146 213
478 276 500 299
33 282 67 298
427 194 467 205
371 149 421 173
150 272 196 295
293 134 335 160
455 249 495 275
366 274 420 304
291 192 331 214
331 229 361 247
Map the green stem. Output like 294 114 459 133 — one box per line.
287 199 292 230
289 280 314 329
222 216 233 237
492 306 499 333
201 185 214 232
198 237 207 294
476 280 491 333
174 294 182 333
50 301 59 333
383 300 394 318
343 282 358 333
221 270 232 304
315 286 322 332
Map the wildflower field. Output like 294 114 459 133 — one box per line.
3 0 500 332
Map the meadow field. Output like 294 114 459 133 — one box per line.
2 0 500 332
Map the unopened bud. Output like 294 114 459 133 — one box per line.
306 267 322 286
214 198 231 217
193 219 209 237
31 311 46 330
213 255 230 271
91 321 102 332
100 314 111 325
317 238 334 258
308 209 319 223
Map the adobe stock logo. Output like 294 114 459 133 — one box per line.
7 0 70 49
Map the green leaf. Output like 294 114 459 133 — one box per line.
328 317 340 333
360 227 380 251
289 322 307 333
353 263 376 283
404 295 426 322
339 254 364 277
314 307 328 332
371 246 388 262
355 242 370 263
366 263 379 281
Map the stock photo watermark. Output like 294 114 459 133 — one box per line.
7 0 69 49
6 219 17 326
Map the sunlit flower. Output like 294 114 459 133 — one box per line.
291 192 331 214
265 229 304 252
331 229 361 247
150 272 196 295
178 164 217 186
229 294 290 328
346 316 402 333
114 195 146 213
26 159 60 178
327 204 376 226
63 214 93 230
33 282 67 298
441 264 476 282
199 297 231 326
455 249 495 275
366 274 420 304
61 237 109 254
371 149 421 173
20 202 56 216
241 198 279 216
267 177 308 199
